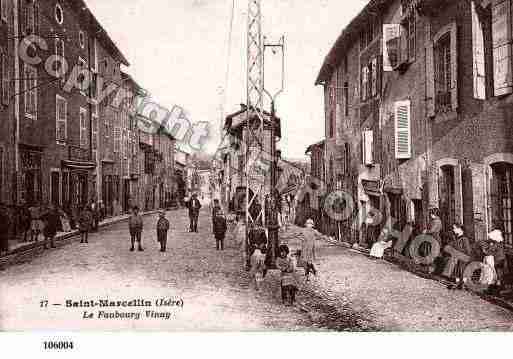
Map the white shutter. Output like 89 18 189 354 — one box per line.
383 24 401 71
394 100 411 159
362 130 373 165
472 1 486 99
492 0 513 96
450 22 459 110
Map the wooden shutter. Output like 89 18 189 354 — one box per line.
472 1 487 99
34 2 39 36
371 58 378 97
492 0 513 96
1 49 7 105
383 24 401 71
450 23 459 110
394 100 411 159
426 41 436 117
362 130 373 165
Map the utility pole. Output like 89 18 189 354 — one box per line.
245 0 266 268
263 36 285 266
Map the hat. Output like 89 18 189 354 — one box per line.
488 229 504 243
306 218 315 226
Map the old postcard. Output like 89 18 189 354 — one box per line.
1 0 513 340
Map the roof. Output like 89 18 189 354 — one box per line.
305 140 325 155
224 104 282 138
315 0 390 85
73 0 130 66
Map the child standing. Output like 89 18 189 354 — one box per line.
156 211 170 252
301 218 319 282
276 244 298 306
79 206 92 244
213 211 228 250
250 243 266 291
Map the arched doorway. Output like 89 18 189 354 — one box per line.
489 162 513 246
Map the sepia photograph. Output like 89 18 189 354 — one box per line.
0 0 513 346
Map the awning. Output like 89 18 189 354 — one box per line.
383 185 403 195
62 160 96 170
362 179 382 197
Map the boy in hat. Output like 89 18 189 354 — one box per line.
156 211 170 252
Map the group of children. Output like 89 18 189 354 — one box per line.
249 217 320 306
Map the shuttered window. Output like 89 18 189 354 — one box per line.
1 47 8 105
472 1 486 99
80 107 88 148
371 58 378 97
362 130 373 165
24 0 39 35
361 66 369 101
55 37 65 81
492 0 513 96
1 0 7 22
24 64 37 119
394 100 411 159
56 95 67 142
383 24 401 71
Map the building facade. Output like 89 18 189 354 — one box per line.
315 0 513 275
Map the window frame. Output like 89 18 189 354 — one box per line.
24 63 37 120
55 3 64 25
55 94 67 144
79 30 86 49
54 36 66 83
1 0 7 23
1 47 8 105
79 107 88 148
434 32 452 113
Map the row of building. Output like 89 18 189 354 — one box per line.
0 0 191 219
301 0 512 270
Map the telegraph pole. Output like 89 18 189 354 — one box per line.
263 36 285 266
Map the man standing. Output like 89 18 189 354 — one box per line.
156 211 170 252
187 193 202 233
129 206 144 252
211 199 222 234
0 203 10 255
41 205 61 250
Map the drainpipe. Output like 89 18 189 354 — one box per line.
13 0 20 204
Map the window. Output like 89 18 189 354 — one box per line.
24 64 37 119
24 0 39 35
55 3 63 25
92 104 98 151
371 58 377 97
80 107 88 148
404 9 416 62
343 82 349 116
427 22 458 116
79 31 85 49
1 0 7 22
54 37 65 81
362 129 373 166
492 0 512 96
56 95 67 142
329 109 335 138
472 1 486 99
1 47 8 105
361 66 369 101
394 100 411 159
61 171 69 205
78 57 87 94
114 112 120 153
435 33 452 112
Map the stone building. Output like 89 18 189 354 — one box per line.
315 0 513 274
9 0 129 215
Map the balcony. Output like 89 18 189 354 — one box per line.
69 145 91 162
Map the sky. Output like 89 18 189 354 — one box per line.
86 0 368 159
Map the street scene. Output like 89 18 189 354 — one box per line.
0 0 513 335
1 208 512 331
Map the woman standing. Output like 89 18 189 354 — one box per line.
300 218 319 282
79 206 93 244
482 224 506 294
447 223 472 290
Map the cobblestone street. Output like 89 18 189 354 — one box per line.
1 209 513 331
